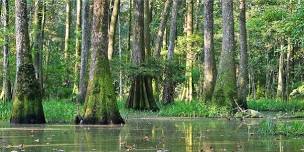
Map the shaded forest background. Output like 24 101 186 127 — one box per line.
0 0 304 105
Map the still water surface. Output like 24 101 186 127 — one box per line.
0 118 303 152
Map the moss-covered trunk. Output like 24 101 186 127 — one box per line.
212 0 237 108
11 0 45 124
237 0 248 109
83 59 124 124
82 0 124 125
11 64 46 123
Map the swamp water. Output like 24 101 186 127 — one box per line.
0 118 303 152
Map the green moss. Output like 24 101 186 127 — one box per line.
10 64 45 124
212 57 237 108
83 58 124 124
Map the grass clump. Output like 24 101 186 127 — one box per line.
0 100 232 123
258 119 304 136
0 100 80 123
248 99 304 112
159 101 230 118
0 102 12 121
43 100 81 123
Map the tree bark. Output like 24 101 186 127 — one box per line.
78 0 91 104
32 0 44 96
64 0 71 87
154 0 171 57
73 0 82 95
285 38 292 101
0 1 2 17
126 0 158 111
277 44 286 100
1 0 11 102
162 0 179 104
183 0 194 101
144 0 152 57
153 0 171 103
83 0 124 125
11 0 45 124
202 0 216 102
144 0 154 101
237 0 248 109
213 0 237 108
108 0 120 60
127 0 132 57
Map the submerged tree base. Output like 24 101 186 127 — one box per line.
126 75 159 111
10 64 45 124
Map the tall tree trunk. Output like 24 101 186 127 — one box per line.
202 0 216 102
183 0 194 101
153 0 171 102
77 0 91 103
144 0 154 100
277 44 286 100
0 1 2 15
194 0 202 31
64 0 71 87
118 14 123 100
108 0 120 60
11 0 45 124
126 0 158 111
82 0 124 125
285 38 292 101
213 0 237 108
237 0 248 109
1 0 11 102
32 0 44 96
128 0 132 58
144 0 152 57
162 0 179 104
154 0 171 58
73 0 82 95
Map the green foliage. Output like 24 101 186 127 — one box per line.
0 100 232 122
159 101 230 117
43 100 80 123
258 119 304 136
175 34 203 56
0 102 12 121
256 85 267 99
248 99 304 112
